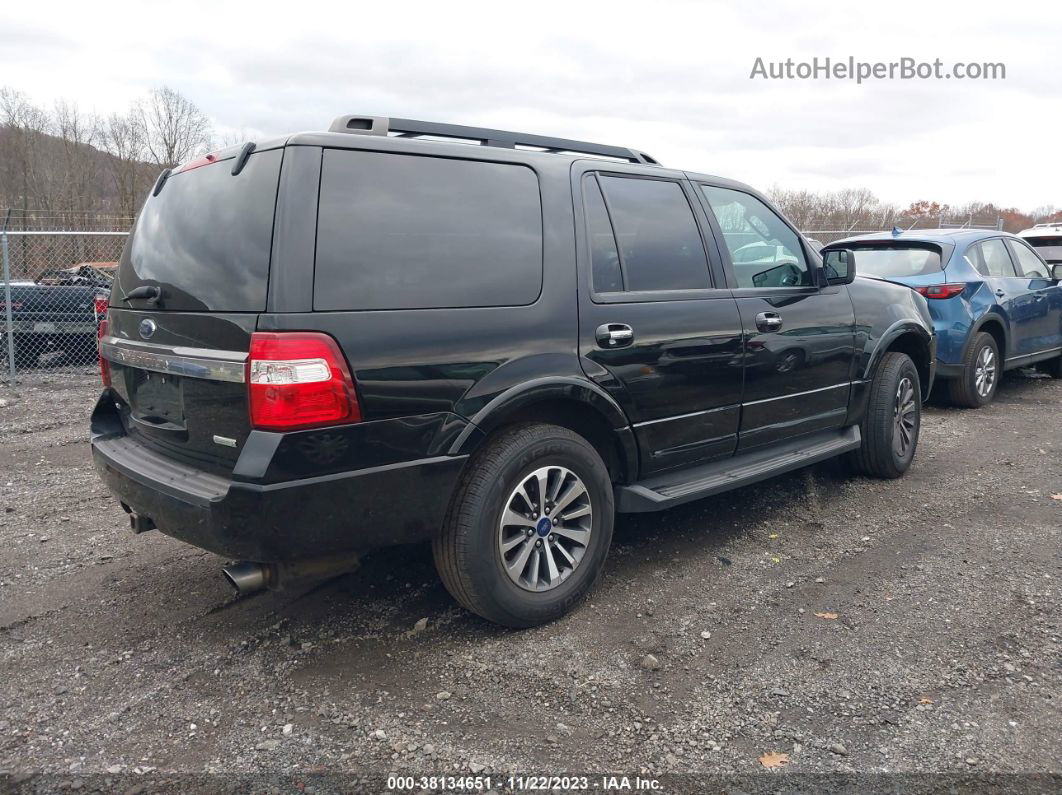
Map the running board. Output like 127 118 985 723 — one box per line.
615 426 861 513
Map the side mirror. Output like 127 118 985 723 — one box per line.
1052 263 1062 281
822 248 857 285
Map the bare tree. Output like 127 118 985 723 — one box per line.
102 111 154 217
135 86 212 169
53 99 102 216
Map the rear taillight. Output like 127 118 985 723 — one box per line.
97 318 111 387
914 284 966 299
93 295 108 321
247 332 361 431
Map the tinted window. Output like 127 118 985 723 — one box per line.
1006 239 1049 278
315 150 542 310
117 149 282 311
1026 236 1062 263
976 239 1017 278
597 176 710 291
584 176 623 293
849 244 943 277
700 185 811 288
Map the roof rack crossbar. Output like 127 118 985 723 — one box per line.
328 114 658 165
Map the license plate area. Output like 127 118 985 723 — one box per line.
129 369 186 428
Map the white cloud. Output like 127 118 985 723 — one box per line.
2 0 1060 209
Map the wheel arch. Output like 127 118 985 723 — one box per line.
969 313 1007 362
450 378 638 483
865 322 934 400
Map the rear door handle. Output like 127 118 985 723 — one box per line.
596 323 634 348
995 289 1006 298
755 312 783 332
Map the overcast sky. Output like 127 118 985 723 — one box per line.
4 0 1060 211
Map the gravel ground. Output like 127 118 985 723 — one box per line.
0 365 1059 792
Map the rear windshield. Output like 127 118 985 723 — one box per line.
114 149 282 312
847 244 943 277
314 150 543 311
1026 237 1062 262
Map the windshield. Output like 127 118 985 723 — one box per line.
846 244 943 277
1026 237 1062 263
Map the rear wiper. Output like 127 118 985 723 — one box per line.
123 285 162 305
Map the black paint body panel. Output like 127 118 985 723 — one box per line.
90 131 936 565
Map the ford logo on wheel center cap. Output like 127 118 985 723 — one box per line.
139 318 157 340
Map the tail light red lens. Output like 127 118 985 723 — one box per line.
93 295 108 321
247 332 361 431
914 283 966 299
97 318 111 387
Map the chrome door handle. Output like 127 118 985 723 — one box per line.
755 312 783 332
595 323 634 348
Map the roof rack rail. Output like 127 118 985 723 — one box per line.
327 114 660 165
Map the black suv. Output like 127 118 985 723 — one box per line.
92 115 935 627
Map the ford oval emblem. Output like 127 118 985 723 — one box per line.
139 318 157 340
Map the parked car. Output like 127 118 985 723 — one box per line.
826 229 1062 407
2 280 108 367
1018 223 1062 270
35 262 117 289
91 115 935 627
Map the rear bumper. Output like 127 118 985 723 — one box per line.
91 431 467 563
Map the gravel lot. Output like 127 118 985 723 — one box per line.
0 365 1059 791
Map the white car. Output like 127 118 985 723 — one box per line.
1018 223 1062 271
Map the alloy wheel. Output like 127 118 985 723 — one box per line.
974 345 997 398
498 465 593 592
893 376 917 458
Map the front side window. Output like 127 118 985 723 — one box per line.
1006 239 1049 278
700 185 811 289
975 239 1017 278
596 176 711 292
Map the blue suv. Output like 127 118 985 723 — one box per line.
827 229 1062 407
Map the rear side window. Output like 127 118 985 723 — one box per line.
315 151 542 310
848 244 943 277
974 239 1017 278
596 176 710 292
584 176 623 293
118 149 283 312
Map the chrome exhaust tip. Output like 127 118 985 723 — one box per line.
222 561 271 595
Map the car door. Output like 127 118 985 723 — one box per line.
695 182 857 450
572 164 744 477
1005 238 1062 358
973 237 1040 360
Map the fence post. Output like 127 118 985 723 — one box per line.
2 214 16 387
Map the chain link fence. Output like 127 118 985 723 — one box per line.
0 211 1003 387
1 221 128 386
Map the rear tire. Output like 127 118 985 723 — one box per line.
433 423 614 628
948 332 1000 407
850 352 921 479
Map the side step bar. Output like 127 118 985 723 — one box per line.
616 426 861 513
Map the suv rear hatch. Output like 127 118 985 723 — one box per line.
104 146 283 474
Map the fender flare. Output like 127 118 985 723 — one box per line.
448 376 638 475
965 311 1008 359
862 320 933 382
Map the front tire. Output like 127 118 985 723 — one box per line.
433 423 614 628
850 351 921 479
948 332 1000 407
